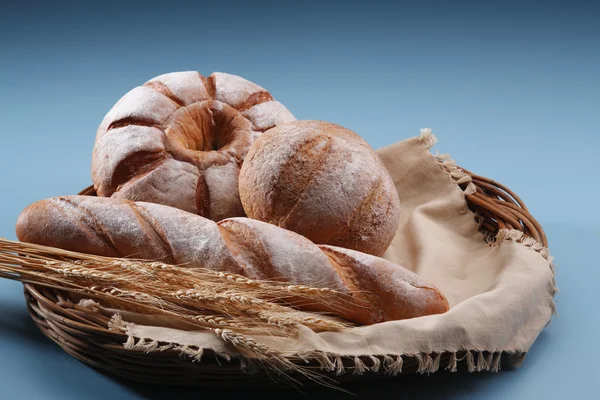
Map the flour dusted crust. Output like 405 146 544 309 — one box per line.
238 120 401 257
319 246 450 322
15 196 449 325
92 71 296 222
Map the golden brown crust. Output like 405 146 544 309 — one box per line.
217 220 278 280
16 200 117 258
238 120 401 256
142 80 185 106
320 246 450 323
236 91 274 112
270 133 332 225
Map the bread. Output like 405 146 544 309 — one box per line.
15 196 449 325
92 71 296 222
238 120 401 257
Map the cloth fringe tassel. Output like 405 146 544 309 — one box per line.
116 330 512 376
419 128 478 196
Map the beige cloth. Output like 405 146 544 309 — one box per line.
98 131 556 374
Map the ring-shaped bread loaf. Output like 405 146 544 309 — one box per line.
92 71 296 221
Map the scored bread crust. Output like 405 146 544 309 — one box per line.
15 196 449 325
238 120 401 257
92 71 296 222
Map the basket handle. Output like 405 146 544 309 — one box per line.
459 167 547 247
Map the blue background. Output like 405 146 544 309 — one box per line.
0 0 598 398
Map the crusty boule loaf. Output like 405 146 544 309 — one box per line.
15 195 448 325
238 120 401 257
92 71 296 222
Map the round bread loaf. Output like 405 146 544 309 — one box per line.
92 71 296 222
238 120 401 257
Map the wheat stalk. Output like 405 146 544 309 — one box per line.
1 238 364 307
0 237 364 387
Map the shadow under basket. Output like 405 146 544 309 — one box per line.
22 169 547 388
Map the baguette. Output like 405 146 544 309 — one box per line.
15 196 449 325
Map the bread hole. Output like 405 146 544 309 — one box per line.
164 101 252 154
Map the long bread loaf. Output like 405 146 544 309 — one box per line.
15 196 449 325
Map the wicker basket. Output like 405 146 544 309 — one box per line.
22 168 546 388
